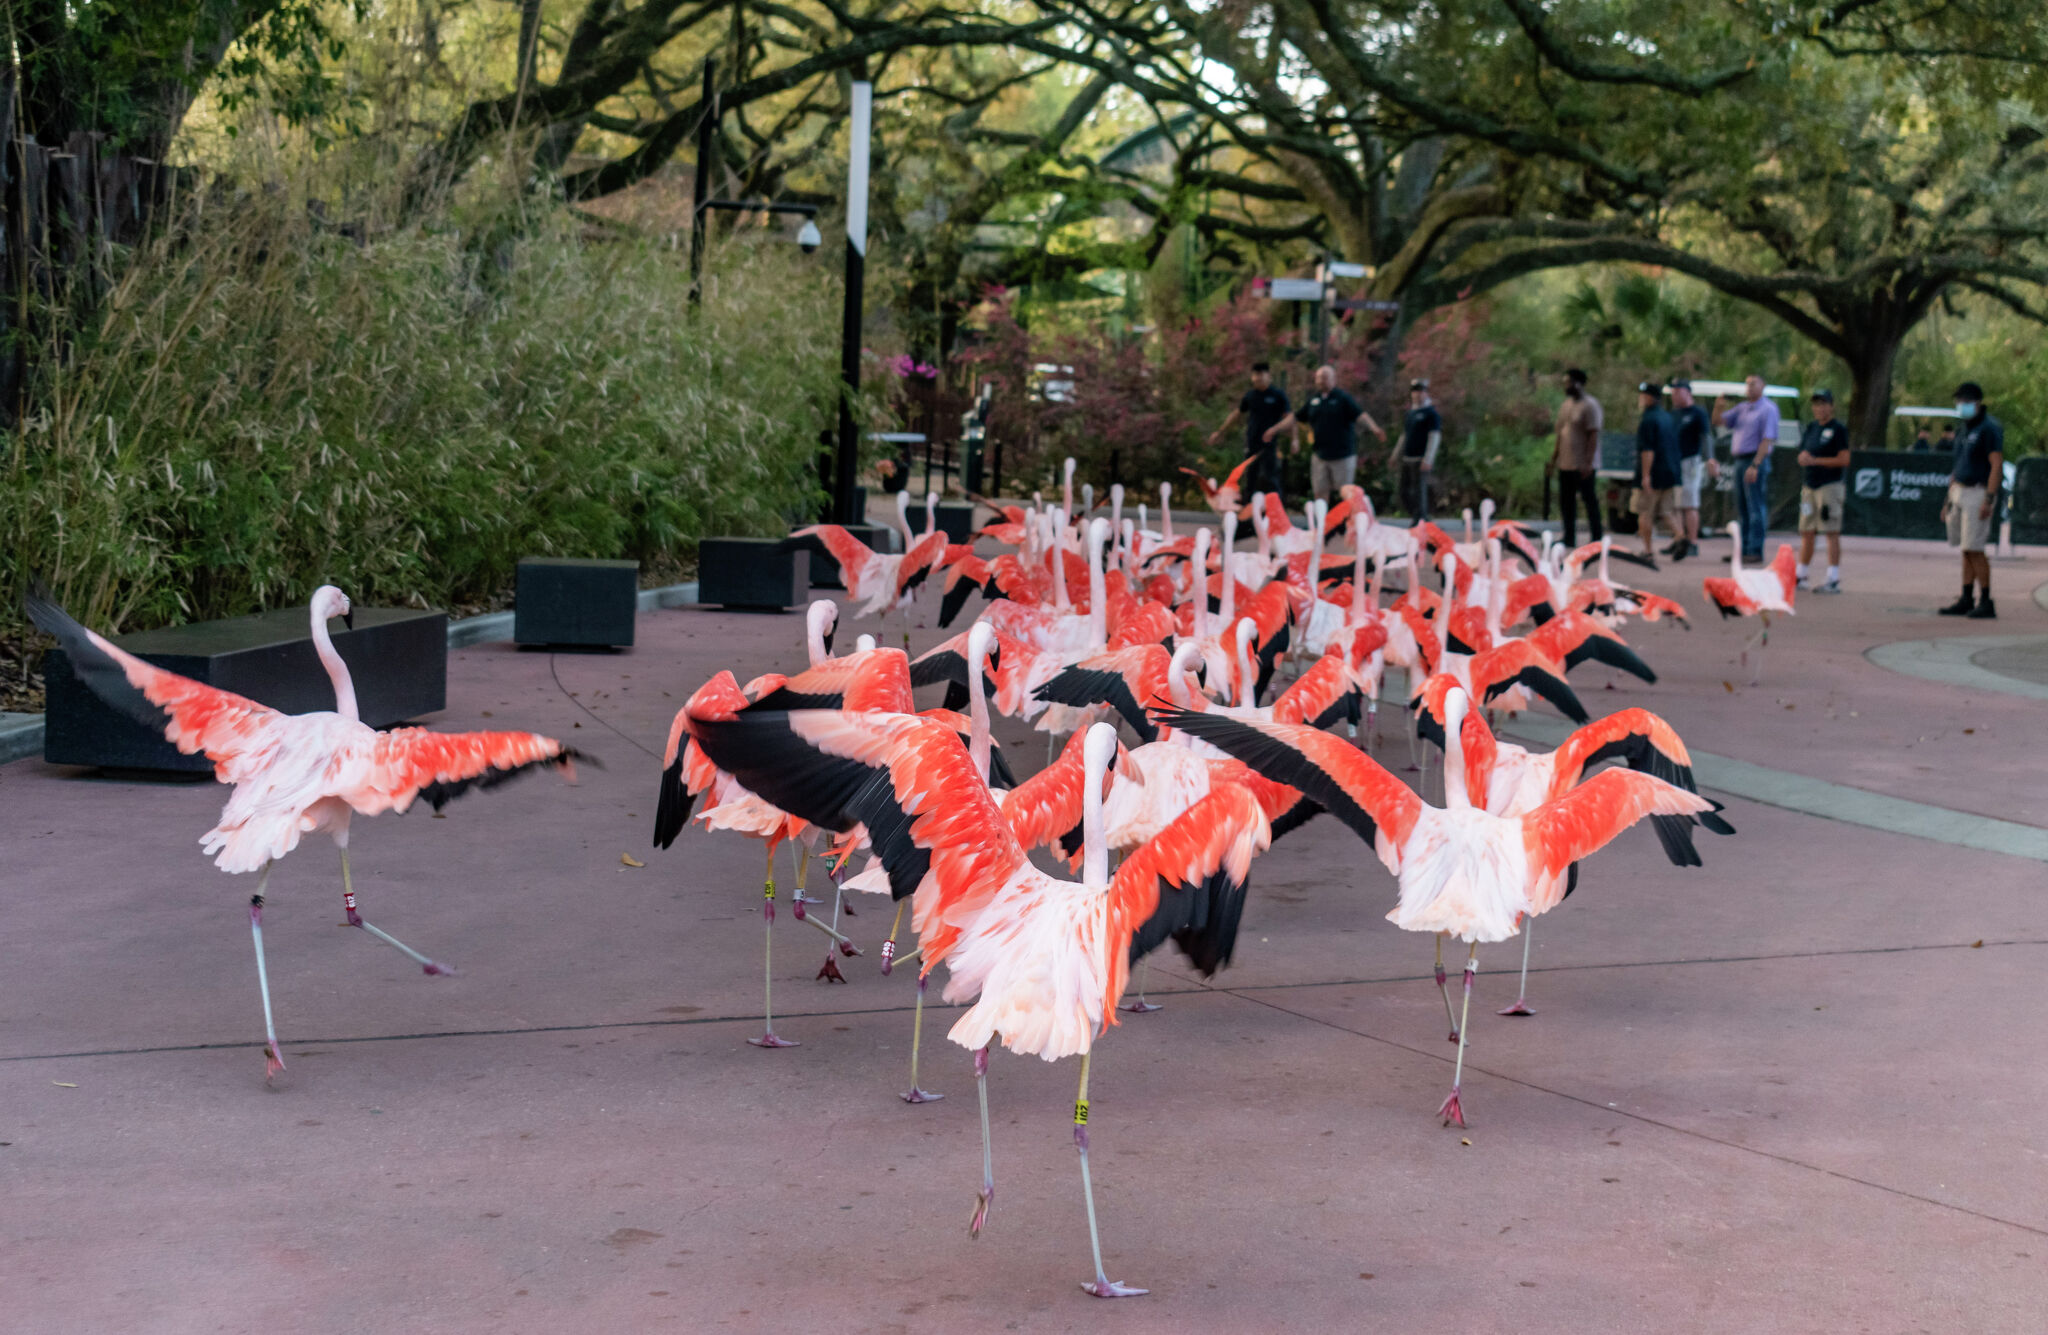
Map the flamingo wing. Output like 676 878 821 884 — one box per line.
1520 769 1716 908
1701 577 1756 617
1471 641 1589 722
998 728 1093 853
1529 612 1657 683
1270 653 1359 730
1150 708 1422 866
939 556 991 627
1105 785 1272 1008
28 588 297 780
790 525 877 589
656 671 750 848
354 728 582 815
1552 708 1736 853
1032 644 1167 743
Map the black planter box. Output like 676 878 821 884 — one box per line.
44 606 448 773
515 558 639 647
786 522 897 589
934 502 977 543
700 539 810 611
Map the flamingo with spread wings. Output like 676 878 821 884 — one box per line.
1702 520 1798 683
27 585 583 1081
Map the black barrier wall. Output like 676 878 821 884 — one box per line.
1844 453 1953 539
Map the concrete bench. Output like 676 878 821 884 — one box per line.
934 501 977 543
698 538 810 611
786 522 899 589
43 606 448 772
515 557 639 648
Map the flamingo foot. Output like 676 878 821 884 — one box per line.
837 938 863 957
969 1187 993 1237
421 959 455 977
1120 998 1163 1014
1496 999 1535 1017
1438 1087 1466 1128
792 889 823 906
841 900 856 917
792 899 807 921
901 1086 945 1104
264 1044 285 1081
748 1032 799 1048
816 955 848 983
1080 1280 1149 1299
878 941 897 976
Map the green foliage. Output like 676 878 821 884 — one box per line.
1 203 841 633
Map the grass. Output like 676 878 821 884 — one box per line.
0 195 843 645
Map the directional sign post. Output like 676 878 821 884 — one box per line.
1265 277 1325 302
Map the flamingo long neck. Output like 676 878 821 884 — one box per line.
1050 512 1072 611
925 494 938 537
1350 519 1368 621
1160 482 1175 539
1462 509 1474 545
1308 500 1326 599
1253 500 1272 565
1235 627 1255 708
1110 485 1123 541
967 639 992 781
1081 733 1111 885
1086 522 1108 646
805 607 831 667
1729 528 1745 577
1191 530 1213 639
1168 648 1198 709
1063 460 1076 518
1219 517 1238 629
1599 539 1612 586
1442 699 1472 810
313 609 359 723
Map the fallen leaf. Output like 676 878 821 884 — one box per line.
1964 728 1975 734
621 853 645 868
1722 681 1734 692
1460 1138 1471 1146
1972 939 1984 948
482 710 494 717
51 1081 76 1088
573 721 582 728
1783 703 1794 710
432 812 447 819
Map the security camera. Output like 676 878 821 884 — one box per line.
796 219 822 254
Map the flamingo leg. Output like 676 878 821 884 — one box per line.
815 857 850 983
750 845 798 1047
248 865 283 1080
1439 943 1477 1128
901 974 943 1102
879 901 906 976
790 846 820 906
1121 958 1163 1013
339 848 451 976
1073 1050 1146 1298
968 1045 996 1235
1497 920 1536 1017
1435 933 1459 1042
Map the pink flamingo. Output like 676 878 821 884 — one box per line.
1159 689 1714 1127
1702 520 1797 683
28 585 582 1080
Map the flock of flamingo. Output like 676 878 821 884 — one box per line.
26 458 1802 1300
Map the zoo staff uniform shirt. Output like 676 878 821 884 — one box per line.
1401 404 1443 460
1951 413 2004 487
1240 386 1293 457
1637 407 1680 490
1800 419 1849 486
1675 404 1710 460
1302 389 1365 461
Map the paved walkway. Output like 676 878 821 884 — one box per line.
4 527 2046 1332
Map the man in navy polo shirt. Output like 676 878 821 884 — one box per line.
1208 361 1298 507
1940 381 2004 619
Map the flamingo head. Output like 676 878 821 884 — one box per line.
1065 457 1078 483
967 620 994 674
1111 483 1124 508
856 633 877 652
312 584 353 630
1160 480 1172 504
1250 495 1270 539
1222 510 1238 549
806 598 837 643
1083 720 1119 792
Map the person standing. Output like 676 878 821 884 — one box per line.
1552 368 1603 548
1938 422 1957 451
1207 361 1297 508
1299 364 1385 504
1385 379 1443 520
1714 373 1781 562
1669 379 1713 557
1939 381 2004 619
1911 424 1934 452
1632 382 1686 563
1795 389 1851 593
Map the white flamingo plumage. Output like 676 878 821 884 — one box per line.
1702 520 1797 683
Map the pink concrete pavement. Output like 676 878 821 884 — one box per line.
4 527 2046 1333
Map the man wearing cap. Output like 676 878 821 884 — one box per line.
1299 364 1385 504
1633 381 1685 563
1714 373 1780 562
1208 360 1298 507
1795 389 1851 593
1670 379 1712 558
1552 368 1603 548
1940 381 2004 618
1385 379 1442 520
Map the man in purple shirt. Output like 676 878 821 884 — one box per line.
1714 373 1780 562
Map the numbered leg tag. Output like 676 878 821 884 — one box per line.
764 881 776 900
1073 1099 1090 1126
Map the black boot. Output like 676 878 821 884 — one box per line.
1967 595 1998 620
1938 589 1976 616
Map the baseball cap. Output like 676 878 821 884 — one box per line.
1409 378 1429 391
1637 380 1663 395
1954 381 1984 401
1809 388 1834 403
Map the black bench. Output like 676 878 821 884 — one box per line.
933 501 977 543
699 538 810 611
786 522 899 590
43 606 448 773
515 557 639 647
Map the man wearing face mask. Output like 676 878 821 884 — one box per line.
1940 382 2004 618
1552 368 1603 547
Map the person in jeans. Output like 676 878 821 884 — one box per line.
1795 388 1851 593
1939 381 2004 619
1669 379 1712 557
1208 361 1297 507
1714 373 1780 562
1385 379 1443 520
1299 364 1385 504
1632 381 1686 563
1552 368 1603 547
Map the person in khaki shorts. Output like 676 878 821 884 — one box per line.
1795 388 1851 593
1940 381 2004 618
1631 381 1686 563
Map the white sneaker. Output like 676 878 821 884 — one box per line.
1814 579 1841 595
